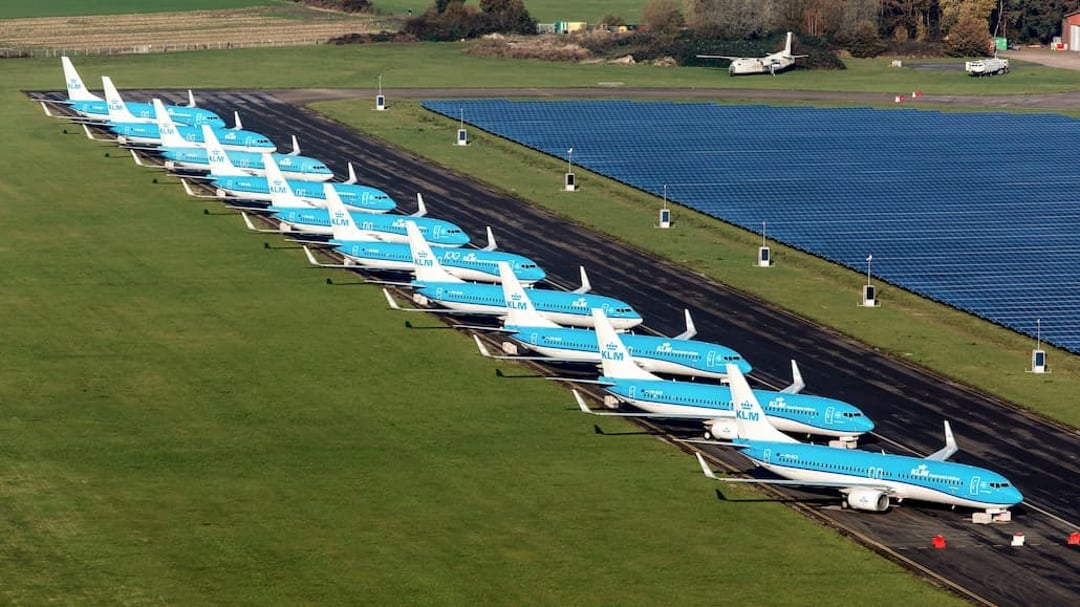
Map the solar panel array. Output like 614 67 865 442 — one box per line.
423 100 1080 353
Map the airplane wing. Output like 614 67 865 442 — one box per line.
697 54 741 60
695 453 893 492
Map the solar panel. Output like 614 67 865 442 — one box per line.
424 100 1080 353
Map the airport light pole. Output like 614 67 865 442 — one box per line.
866 253 873 285
567 147 574 173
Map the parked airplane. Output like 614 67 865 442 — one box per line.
191 158 395 213
692 363 1023 516
474 262 751 379
303 184 546 284
192 144 396 213
573 309 872 443
697 32 807 76
151 122 333 181
102 98 276 152
254 181 469 247
384 224 643 329
53 59 225 127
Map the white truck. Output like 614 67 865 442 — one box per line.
965 57 1009 76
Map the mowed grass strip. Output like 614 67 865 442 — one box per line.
0 86 960 602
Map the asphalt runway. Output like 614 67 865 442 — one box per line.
41 89 1080 606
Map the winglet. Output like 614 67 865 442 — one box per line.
925 420 958 461
696 453 719 480
780 360 805 394
232 111 243 130
344 162 358 185
41 101 55 117
185 89 198 108
673 309 697 340
288 135 301 156
181 178 197 197
411 193 428 217
572 266 592 294
129 148 146 167
482 226 497 251
81 123 98 140
473 335 494 358
240 212 262 232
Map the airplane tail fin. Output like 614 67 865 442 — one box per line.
592 308 660 380
784 31 793 56
323 183 374 241
62 56 101 102
262 152 308 206
499 262 558 328
727 364 797 443
405 220 461 283
153 98 188 148
201 124 246 176
102 76 140 123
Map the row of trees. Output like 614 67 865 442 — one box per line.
639 0 1073 47
405 0 536 41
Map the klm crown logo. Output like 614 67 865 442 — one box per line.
269 179 288 195
414 252 433 267
68 77 81 90
209 151 226 164
601 342 624 361
506 293 527 310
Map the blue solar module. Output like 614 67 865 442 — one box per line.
422 100 1080 353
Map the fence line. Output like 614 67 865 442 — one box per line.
0 36 344 59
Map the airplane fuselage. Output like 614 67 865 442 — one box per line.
506 325 751 379
413 282 643 329
602 377 873 438
739 439 1023 510
211 175 395 213
333 240 545 284
270 206 470 246
108 122 276 152
161 149 333 181
71 99 225 128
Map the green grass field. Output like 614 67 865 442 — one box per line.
2 44 1074 604
0 0 277 19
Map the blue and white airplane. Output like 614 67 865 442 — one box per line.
204 143 395 214
693 363 1023 516
188 151 395 213
303 186 546 284
250 174 469 246
152 122 333 182
474 263 751 379
573 309 873 443
51 58 224 127
101 93 275 152
384 224 643 329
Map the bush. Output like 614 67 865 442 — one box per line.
847 21 887 58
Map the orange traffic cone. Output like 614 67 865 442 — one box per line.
932 534 946 549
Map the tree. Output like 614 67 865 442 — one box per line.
847 19 887 57
641 0 685 34
947 11 992 55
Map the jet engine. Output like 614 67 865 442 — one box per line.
704 419 738 440
845 488 889 512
